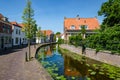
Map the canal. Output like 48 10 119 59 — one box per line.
36 44 120 80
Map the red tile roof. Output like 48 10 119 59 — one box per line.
41 30 53 36
0 13 4 19
64 17 100 30
11 22 22 28
18 23 24 27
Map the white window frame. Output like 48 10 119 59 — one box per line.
70 25 75 29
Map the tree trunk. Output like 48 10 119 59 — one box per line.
28 39 31 60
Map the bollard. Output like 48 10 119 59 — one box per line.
26 52 28 62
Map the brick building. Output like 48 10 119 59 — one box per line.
0 13 12 50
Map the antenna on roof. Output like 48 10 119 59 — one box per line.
76 15 80 20
76 15 79 17
95 16 97 19
64 16 67 19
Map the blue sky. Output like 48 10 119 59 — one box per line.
0 0 106 33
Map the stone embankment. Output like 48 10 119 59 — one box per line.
60 44 120 67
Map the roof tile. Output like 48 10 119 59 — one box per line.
64 17 100 30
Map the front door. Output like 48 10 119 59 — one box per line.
1 38 4 49
20 38 21 45
12 39 13 47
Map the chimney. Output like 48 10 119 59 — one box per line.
2 17 8 22
76 15 80 20
64 16 67 19
95 16 97 19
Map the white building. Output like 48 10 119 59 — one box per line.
11 22 27 47
18 23 28 45
61 33 64 39
36 31 44 44
36 37 44 43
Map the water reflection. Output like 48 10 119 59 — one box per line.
64 55 88 78
37 45 114 80
45 46 52 56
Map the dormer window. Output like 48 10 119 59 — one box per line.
80 25 88 29
70 25 75 29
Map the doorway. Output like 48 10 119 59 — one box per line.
1 37 4 49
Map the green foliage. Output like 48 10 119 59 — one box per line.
57 38 64 44
36 27 41 43
87 25 120 54
22 0 37 39
22 0 37 60
100 64 120 79
98 0 120 27
53 35 56 42
81 25 86 38
93 0 120 54
56 32 61 35
69 34 83 47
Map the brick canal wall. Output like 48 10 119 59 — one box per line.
31 42 56 58
60 44 120 67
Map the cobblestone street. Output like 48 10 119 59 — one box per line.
0 45 52 80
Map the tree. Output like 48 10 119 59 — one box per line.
81 25 86 54
81 25 86 39
86 0 120 54
87 25 120 54
56 32 61 35
98 0 120 27
32 20 37 42
55 32 61 42
36 27 41 44
22 0 37 60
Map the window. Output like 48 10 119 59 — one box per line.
3 27 6 32
16 29 18 34
8 27 10 33
15 37 18 44
3 26 6 33
80 25 88 29
5 36 8 44
9 37 11 43
19 30 20 35
70 25 75 29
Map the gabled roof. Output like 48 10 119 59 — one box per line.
0 13 11 26
41 30 53 36
11 22 22 28
18 23 24 27
64 17 100 30
0 13 4 19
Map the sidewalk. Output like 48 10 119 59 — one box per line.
0 44 53 80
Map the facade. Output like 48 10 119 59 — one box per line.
36 30 54 43
61 33 64 39
42 30 54 42
18 23 28 45
36 30 44 43
56 33 64 42
64 15 100 41
0 14 12 50
11 22 27 47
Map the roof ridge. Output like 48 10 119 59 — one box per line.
65 17 96 19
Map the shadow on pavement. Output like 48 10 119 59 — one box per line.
0 45 27 56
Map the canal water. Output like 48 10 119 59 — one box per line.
36 45 120 80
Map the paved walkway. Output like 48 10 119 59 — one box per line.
0 44 53 80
